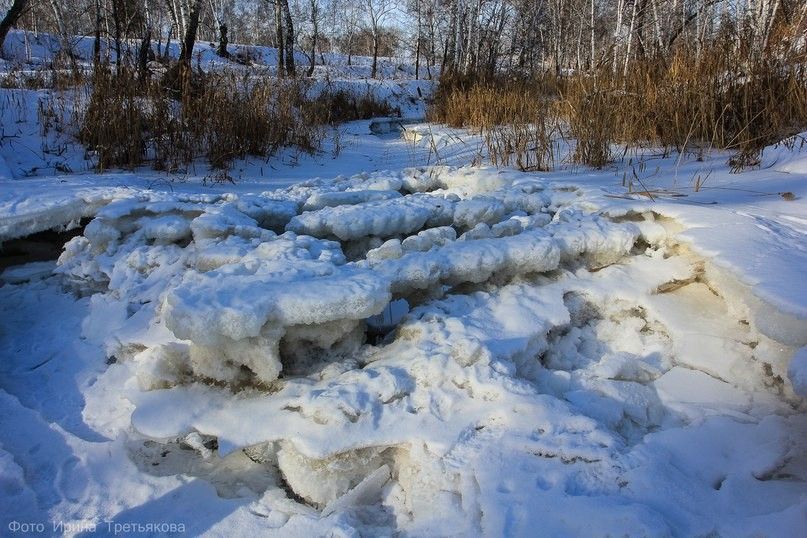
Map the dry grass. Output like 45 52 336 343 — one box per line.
428 73 558 129
428 74 561 170
75 66 399 173
0 58 86 90
429 26 807 170
78 67 323 171
302 88 400 125
483 123 559 172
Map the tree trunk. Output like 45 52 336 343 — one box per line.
636 0 649 59
463 0 481 74
590 0 595 71
274 0 284 75
179 0 203 69
281 0 295 76
650 0 663 56
759 0 781 56
217 23 229 58
612 0 626 72
307 0 318 77
163 24 172 62
138 27 152 80
427 10 435 79
0 0 28 58
414 6 421 80
111 0 122 66
371 30 379 78
443 3 456 74
93 0 102 65
623 0 639 77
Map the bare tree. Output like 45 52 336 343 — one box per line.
209 0 229 57
92 0 102 65
138 0 153 77
272 0 285 73
280 0 295 76
0 0 28 57
48 0 79 72
365 0 395 78
336 0 362 66
307 0 320 76
6 0 803 85
179 0 204 69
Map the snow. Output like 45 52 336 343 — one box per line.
1 34 806 536
373 228 560 294
0 260 54 284
31 158 802 534
4 151 807 536
789 347 807 397
302 189 401 211
287 193 454 241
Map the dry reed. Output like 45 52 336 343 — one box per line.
429 24 807 170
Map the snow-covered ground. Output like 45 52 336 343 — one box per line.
1 32 807 536
2 121 806 535
1 29 430 81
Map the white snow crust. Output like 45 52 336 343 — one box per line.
0 161 792 536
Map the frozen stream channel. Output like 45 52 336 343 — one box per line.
1 126 806 536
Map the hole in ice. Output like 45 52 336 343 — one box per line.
0 217 90 272
367 298 410 344
278 321 367 379
275 443 397 511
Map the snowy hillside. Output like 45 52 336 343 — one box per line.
0 29 429 81
1 29 806 538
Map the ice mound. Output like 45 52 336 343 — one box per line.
371 229 560 295
287 193 455 241
53 166 806 534
55 170 674 387
0 185 136 242
302 190 401 211
165 269 390 385
550 209 640 268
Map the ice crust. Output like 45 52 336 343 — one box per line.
48 166 807 535
58 171 644 386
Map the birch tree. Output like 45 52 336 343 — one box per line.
365 0 395 78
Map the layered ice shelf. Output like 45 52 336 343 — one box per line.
10 163 793 536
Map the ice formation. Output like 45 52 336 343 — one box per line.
43 166 807 535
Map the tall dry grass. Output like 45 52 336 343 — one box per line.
75 66 397 173
428 74 561 171
429 25 807 171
